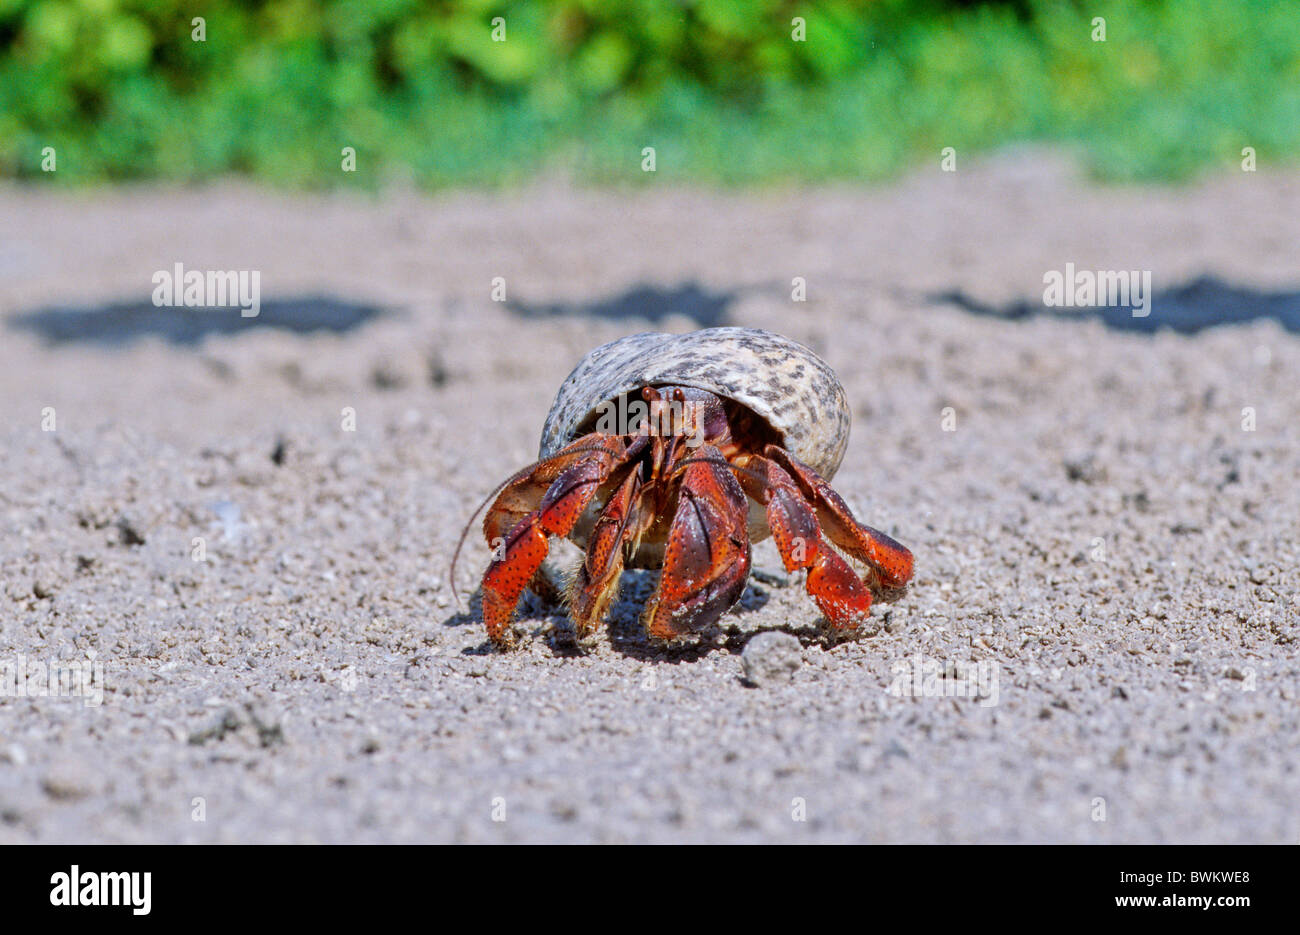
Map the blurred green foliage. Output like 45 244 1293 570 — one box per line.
1 0 1297 186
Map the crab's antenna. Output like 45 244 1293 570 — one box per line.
447 442 626 610
448 474 524 612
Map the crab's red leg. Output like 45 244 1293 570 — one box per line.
568 467 648 639
481 435 631 648
764 446 914 590
643 446 751 640
733 453 875 632
483 436 609 546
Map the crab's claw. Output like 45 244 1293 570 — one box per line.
481 435 630 648
643 445 752 640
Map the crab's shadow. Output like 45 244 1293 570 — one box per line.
441 586 582 656
598 571 777 662
438 569 862 661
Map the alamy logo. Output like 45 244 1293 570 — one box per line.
887 654 1000 707
593 396 705 448
0 652 104 706
1043 263 1152 317
50 866 151 915
152 262 261 317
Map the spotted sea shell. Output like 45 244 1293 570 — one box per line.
539 327 851 479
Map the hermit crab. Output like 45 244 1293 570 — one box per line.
457 327 913 649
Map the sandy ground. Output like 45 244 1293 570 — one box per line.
1 154 1298 843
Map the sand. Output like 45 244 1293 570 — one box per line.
1 154 1298 843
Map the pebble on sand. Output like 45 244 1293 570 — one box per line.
741 631 803 686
